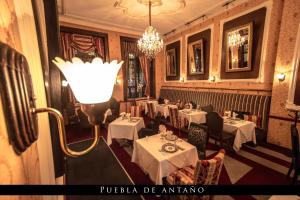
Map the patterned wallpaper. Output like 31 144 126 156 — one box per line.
268 0 300 148
155 0 284 96
61 0 299 149
154 0 300 148
0 0 42 198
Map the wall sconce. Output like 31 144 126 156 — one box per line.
115 78 121 85
0 42 123 157
276 73 285 82
61 80 68 87
180 76 185 82
209 76 216 82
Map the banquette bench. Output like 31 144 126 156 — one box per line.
159 88 271 143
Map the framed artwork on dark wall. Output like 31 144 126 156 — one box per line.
188 39 204 75
166 48 177 77
220 7 266 79
165 40 180 81
225 22 253 73
187 28 211 80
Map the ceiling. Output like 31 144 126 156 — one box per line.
58 0 246 35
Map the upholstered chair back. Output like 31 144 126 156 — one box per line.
169 107 181 128
194 149 225 185
147 102 156 119
188 123 208 160
291 125 299 160
130 105 141 117
206 112 224 140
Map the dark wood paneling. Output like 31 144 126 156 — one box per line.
187 29 211 80
221 7 266 79
166 40 180 81
41 0 65 178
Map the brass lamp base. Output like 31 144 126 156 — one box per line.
32 107 100 157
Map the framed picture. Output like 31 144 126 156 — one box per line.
188 39 204 74
225 22 253 72
165 40 180 81
166 48 177 76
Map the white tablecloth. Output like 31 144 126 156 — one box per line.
107 117 145 145
132 134 198 185
137 100 158 114
179 109 207 128
223 119 256 151
155 104 178 118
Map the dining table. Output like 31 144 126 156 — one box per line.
155 104 178 118
179 109 207 128
223 117 256 151
131 134 198 185
107 116 145 145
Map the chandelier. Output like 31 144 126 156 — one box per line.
137 1 163 58
227 30 245 47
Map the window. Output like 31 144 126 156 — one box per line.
120 37 155 100
127 53 146 98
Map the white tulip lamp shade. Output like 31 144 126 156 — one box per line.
53 57 123 104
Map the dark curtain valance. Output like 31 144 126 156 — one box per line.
60 32 105 61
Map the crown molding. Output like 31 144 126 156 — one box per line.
163 0 249 37
59 14 144 36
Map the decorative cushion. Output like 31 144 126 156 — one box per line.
244 114 262 128
200 104 213 113
232 110 250 119
166 165 195 185
158 97 164 104
190 101 197 109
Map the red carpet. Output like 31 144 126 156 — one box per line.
65 117 297 200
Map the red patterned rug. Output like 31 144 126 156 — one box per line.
66 117 297 200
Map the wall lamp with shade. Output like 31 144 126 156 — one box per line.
61 79 68 87
0 42 123 157
209 75 216 82
276 73 285 82
180 76 185 82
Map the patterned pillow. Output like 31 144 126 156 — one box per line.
243 114 262 128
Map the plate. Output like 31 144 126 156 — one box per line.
165 134 178 141
162 143 178 153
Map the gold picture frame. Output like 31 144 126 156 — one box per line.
188 39 205 74
225 22 253 72
166 48 177 76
